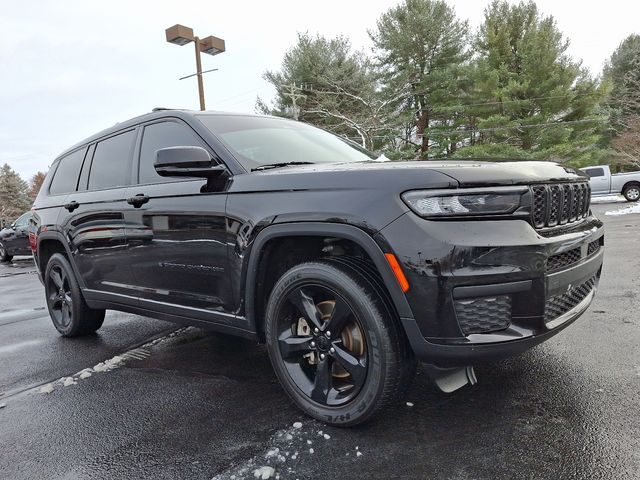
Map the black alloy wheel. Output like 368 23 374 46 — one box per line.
265 259 414 426
47 263 74 329
277 284 368 407
44 253 105 337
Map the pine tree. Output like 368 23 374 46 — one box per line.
455 0 608 165
260 33 387 149
370 0 470 158
0 164 32 223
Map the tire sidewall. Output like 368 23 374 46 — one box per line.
265 263 391 426
45 253 83 336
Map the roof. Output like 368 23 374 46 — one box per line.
54 109 274 161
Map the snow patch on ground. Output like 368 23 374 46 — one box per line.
35 328 189 396
212 420 364 479
253 466 275 479
605 203 640 216
591 195 625 204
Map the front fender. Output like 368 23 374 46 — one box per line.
241 222 415 333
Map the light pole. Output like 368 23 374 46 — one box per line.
165 24 226 111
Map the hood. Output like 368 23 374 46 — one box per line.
230 160 587 193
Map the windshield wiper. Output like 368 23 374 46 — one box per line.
251 161 314 172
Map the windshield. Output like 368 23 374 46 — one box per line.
196 114 376 171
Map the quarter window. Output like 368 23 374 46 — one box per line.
88 130 136 190
138 121 204 184
49 148 86 195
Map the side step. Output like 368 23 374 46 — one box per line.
423 365 477 393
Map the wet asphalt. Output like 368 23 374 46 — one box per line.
0 199 638 480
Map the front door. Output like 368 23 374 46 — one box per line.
124 119 234 319
584 167 609 194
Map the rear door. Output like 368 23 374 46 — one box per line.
124 119 235 319
58 129 138 299
583 167 609 194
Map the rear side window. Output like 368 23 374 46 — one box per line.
49 148 86 195
138 121 204 184
88 130 136 190
585 168 604 177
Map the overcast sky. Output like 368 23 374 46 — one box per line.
1 0 638 180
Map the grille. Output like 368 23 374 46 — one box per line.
547 247 581 271
532 182 590 229
587 239 600 256
455 295 512 335
544 275 597 323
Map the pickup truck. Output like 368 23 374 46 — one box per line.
581 165 640 201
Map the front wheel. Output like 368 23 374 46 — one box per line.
0 242 13 263
623 185 640 202
265 259 413 426
44 253 105 336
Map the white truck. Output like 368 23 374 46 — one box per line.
581 165 640 202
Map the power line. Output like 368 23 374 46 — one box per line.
338 118 607 141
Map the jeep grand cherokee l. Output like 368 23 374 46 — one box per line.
31 110 604 426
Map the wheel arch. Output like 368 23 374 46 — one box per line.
622 180 640 191
243 222 414 335
36 232 85 288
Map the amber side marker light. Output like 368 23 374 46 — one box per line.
384 253 410 292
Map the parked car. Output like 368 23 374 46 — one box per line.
581 165 640 201
31 110 604 426
0 211 32 262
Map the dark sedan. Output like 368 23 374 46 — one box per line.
0 212 32 262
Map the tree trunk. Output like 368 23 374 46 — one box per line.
416 111 429 158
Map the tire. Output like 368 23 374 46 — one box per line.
623 184 640 202
44 253 105 337
265 259 414 426
0 243 13 263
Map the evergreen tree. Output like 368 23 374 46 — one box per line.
455 0 608 165
370 0 469 158
0 164 31 223
260 33 387 149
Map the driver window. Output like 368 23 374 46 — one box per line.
138 121 206 185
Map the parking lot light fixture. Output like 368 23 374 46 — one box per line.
165 24 225 111
165 24 194 46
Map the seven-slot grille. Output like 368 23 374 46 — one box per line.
531 182 591 229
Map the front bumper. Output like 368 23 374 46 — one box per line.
379 212 604 366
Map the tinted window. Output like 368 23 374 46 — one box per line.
49 148 86 195
88 130 136 190
138 122 203 184
13 212 31 227
586 168 604 178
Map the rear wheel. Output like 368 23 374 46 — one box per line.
623 185 640 202
0 243 12 263
45 253 105 337
265 259 413 426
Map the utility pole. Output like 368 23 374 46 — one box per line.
281 84 306 120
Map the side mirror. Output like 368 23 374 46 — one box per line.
154 146 226 178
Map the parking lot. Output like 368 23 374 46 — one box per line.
1 200 638 480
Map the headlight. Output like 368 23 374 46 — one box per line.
401 187 527 218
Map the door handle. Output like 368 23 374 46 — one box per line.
64 201 79 212
127 194 150 208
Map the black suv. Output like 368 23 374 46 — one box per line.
31 110 604 425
